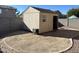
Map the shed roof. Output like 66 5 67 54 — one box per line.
32 7 55 13
20 6 57 16
0 5 16 10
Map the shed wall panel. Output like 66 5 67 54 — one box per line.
23 13 39 32
39 13 57 33
24 7 39 13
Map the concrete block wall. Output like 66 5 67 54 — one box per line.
0 17 23 35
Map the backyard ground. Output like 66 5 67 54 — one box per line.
0 29 72 53
59 18 79 53
0 19 79 53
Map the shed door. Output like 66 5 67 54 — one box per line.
53 16 58 30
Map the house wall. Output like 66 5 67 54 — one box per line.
58 18 79 30
58 19 68 26
0 8 22 35
23 7 40 32
0 8 16 17
39 12 58 33
69 19 79 29
0 17 22 35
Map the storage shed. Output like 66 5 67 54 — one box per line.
67 15 79 29
68 15 78 20
22 6 58 34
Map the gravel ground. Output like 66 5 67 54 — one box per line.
58 18 79 53
64 36 79 53
0 27 79 53
0 31 72 53
0 21 79 53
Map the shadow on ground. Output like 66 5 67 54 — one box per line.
58 22 64 28
1 28 79 40
40 28 79 39
0 48 3 53
0 17 32 39
0 30 30 39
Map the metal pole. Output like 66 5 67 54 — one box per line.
67 15 69 26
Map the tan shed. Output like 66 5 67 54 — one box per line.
22 6 58 34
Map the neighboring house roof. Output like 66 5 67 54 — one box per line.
32 7 55 13
20 6 57 16
55 10 63 17
69 15 79 19
0 5 16 10
55 10 67 18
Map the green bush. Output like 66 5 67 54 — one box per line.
67 9 79 17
